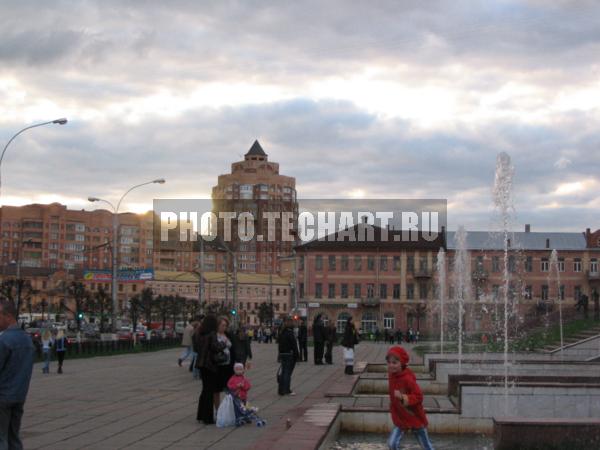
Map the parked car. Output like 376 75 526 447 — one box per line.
117 327 133 341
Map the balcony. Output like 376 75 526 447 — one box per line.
361 297 380 307
414 269 432 278
587 270 600 281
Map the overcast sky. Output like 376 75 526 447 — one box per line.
1 0 599 231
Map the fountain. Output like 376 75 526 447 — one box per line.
492 151 514 415
549 249 564 359
453 226 470 374
436 247 446 354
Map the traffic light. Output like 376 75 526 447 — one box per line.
293 314 299 320
231 309 237 316
77 312 84 320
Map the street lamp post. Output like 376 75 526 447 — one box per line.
88 179 165 332
218 240 237 326
0 118 68 199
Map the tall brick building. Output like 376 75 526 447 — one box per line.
211 140 298 274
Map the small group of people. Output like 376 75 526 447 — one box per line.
382 327 420 344
311 314 338 365
183 315 253 425
39 328 68 375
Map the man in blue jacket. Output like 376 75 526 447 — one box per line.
0 299 35 450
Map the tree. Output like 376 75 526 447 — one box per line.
257 302 274 325
155 295 171 330
64 282 90 331
90 287 112 333
0 278 35 318
186 298 200 320
206 301 230 318
128 295 141 331
138 287 155 326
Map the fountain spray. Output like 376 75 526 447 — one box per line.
437 248 446 354
549 249 564 359
453 226 470 374
492 151 514 415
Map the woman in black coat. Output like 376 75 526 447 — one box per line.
312 314 325 365
341 317 359 375
233 326 253 367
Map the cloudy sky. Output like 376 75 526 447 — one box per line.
1 0 599 231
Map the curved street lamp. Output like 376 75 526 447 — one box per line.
0 118 68 198
88 179 166 332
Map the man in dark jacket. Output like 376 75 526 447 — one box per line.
324 322 337 364
298 319 308 362
312 314 325 365
0 299 35 450
277 317 299 396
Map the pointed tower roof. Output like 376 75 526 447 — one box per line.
245 140 267 156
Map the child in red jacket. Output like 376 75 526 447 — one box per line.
386 346 434 450
227 362 251 404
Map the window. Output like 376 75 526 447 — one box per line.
559 285 565 300
328 283 335 298
383 312 395 330
419 281 428 300
393 256 401 271
361 312 377 333
574 285 581 300
525 256 533 272
316 256 323 271
366 283 375 298
406 283 414 300
299 283 305 298
328 255 336 271
541 285 549 300
492 256 500 273
492 285 500 300
299 256 304 271
341 255 349 271
379 284 387 299
591 259 598 274
574 258 582 272
558 258 565 272
419 256 427 272
315 283 322 298
476 256 484 269
380 256 387 271
341 283 348 298
407 256 414 273
354 256 362 271
337 312 352 333
354 283 361 298
508 255 516 273
541 258 549 272
524 285 532 299
393 284 400 299
367 256 375 271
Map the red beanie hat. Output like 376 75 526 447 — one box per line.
386 346 409 365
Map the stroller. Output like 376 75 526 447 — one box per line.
228 389 266 427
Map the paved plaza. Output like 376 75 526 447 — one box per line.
20 342 397 450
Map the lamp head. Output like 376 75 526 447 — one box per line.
53 118 68 125
88 197 99 202
153 178 166 184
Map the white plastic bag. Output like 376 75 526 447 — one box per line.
343 347 354 365
216 394 236 428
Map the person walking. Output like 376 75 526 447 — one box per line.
312 314 325 365
41 329 53 374
178 320 195 367
233 326 252 368
54 329 67 374
324 322 337 364
0 299 35 450
341 317 359 375
298 318 308 362
277 316 299 396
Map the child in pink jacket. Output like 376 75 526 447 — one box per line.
227 362 251 403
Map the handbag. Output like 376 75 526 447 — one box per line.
343 347 354 365
212 350 229 365
216 394 236 427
